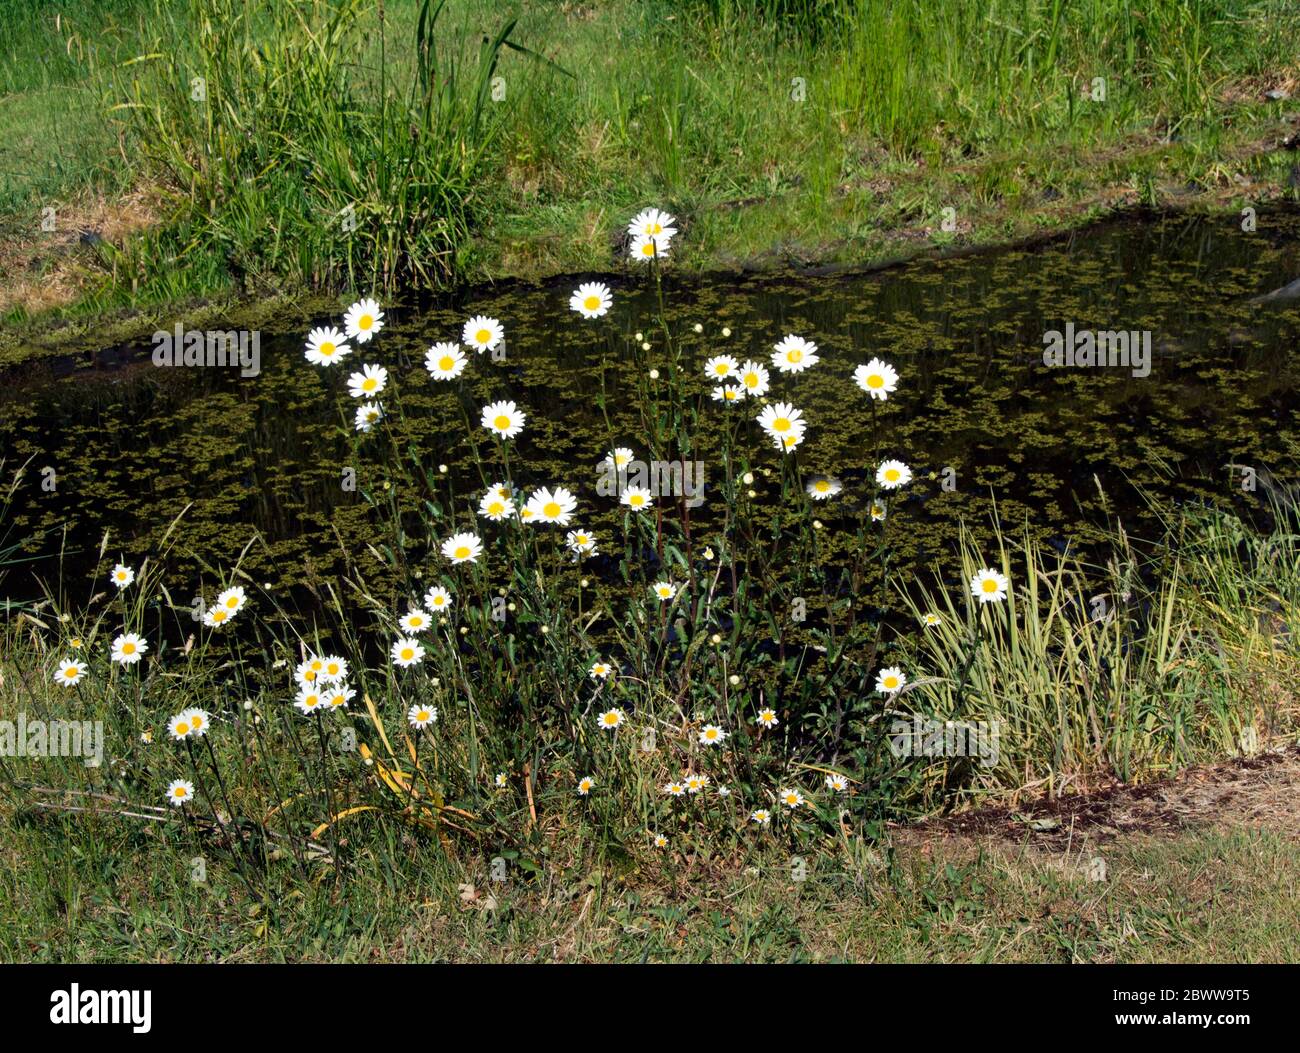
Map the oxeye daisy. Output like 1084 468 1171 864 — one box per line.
296 656 325 686
627 208 677 239
294 688 325 715
970 567 1009 604
875 666 906 694
870 500 887 521
755 708 779 729
167 712 193 740
621 485 653 512
769 427 806 453
603 448 635 472
685 773 710 793
110 563 135 589
771 334 820 373
441 532 483 565
711 383 742 403
853 357 898 400
166 779 195 807
922 612 942 627
826 772 850 792
652 832 669 849
319 655 348 683
355 401 384 432
566 529 597 555
756 401 804 439
407 704 438 728
597 709 625 731
750 809 772 825
182 708 211 738
347 363 388 399
651 580 678 602
876 459 911 489
569 281 612 319
304 326 350 366
425 342 468 380
630 232 670 261
703 355 739 380
698 724 727 747
738 360 770 397
110 632 147 665
525 486 578 526
463 315 504 354
481 399 525 439
400 608 432 633
662 781 686 797
589 659 612 680
216 585 247 615
391 638 425 668
806 476 842 500
577 775 595 796
424 586 453 613
779 788 805 809
324 683 355 710
478 488 515 521
344 298 384 344
55 659 87 687
494 772 508 789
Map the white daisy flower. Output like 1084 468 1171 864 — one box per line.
662 781 686 797
55 659 87 687
167 712 194 740
755 708 779 729
166 779 195 807
305 326 351 366
779 788 805 809
771 334 820 373
603 448 635 472
294 687 325 715
525 486 578 526
750 809 772 825
355 401 384 432
319 655 348 683
577 775 595 796
711 383 742 403
570 282 612 319
463 315 504 354
407 703 438 728
391 638 426 668
295 655 325 687
769 427 806 454
589 659 612 680
621 485 653 512
703 355 739 380
854 357 898 400
477 488 515 521
424 586 453 613
441 532 483 565
344 298 384 344
698 724 727 747
875 665 906 694
481 399 526 439
216 586 246 615
597 709 625 731
738 360 770 397
651 581 678 602
876 459 912 489
494 773 508 788
630 232 670 262
685 773 710 794
181 708 211 738
826 773 849 792
970 568 1009 604
806 476 842 500
324 683 355 710
627 208 677 239
870 500 887 521
425 342 468 380
756 401 804 439
566 529 597 555
347 363 388 399
652 832 669 848
110 632 147 665
922 612 942 627
110 563 135 589
400 608 432 633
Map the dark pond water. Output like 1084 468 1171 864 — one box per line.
4 209 1300 628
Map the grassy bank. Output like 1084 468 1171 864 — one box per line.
2 0 1299 341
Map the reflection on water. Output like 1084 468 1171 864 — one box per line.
4 210 1300 627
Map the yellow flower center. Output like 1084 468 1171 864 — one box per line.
476 328 491 344
983 578 998 593
884 677 898 690
885 469 899 481
454 546 470 559
641 242 655 256
363 377 377 391
122 642 136 654
868 373 884 388
174 787 187 798
401 649 415 661
744 374 758 387
359 314 373 330
225 596 238 608
176 722 189 736
773 417 790 432
320 342 335 356
191 716 204 729
213 610 227 621
439 356 454 371
494 414 511 430
788 349 802 363
629 494 645 507
543 501 561 518
815 481 829 492
584 295 601 310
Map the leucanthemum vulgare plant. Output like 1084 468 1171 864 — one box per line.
3 216 944 888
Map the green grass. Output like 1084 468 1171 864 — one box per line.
2 0 1299 328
